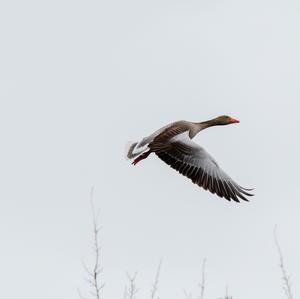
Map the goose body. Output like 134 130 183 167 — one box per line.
127 116 253 202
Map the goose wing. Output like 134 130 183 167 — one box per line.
150 131 253 202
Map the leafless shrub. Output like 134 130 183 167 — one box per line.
274 226 293 299
78 193 297 299
78 188 105 299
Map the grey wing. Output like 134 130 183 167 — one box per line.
150 131 253 202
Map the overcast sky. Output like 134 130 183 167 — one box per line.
1 0 300 298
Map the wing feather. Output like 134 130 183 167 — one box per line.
150 131 253 202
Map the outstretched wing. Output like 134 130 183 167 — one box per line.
150 131 253 202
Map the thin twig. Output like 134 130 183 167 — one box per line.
198 259 206 299
225 285 232 299
218 286 232 299
274 226 293 299
126 272 138 299
79 187 105 299
150 259 163 299
90 188 105 298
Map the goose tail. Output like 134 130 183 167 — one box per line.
125 140 150 160
125 141 138 160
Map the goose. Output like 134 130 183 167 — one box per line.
126 115 253 202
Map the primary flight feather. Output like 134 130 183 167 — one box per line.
126 115 253 202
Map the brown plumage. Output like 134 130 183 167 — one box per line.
127 116 253 202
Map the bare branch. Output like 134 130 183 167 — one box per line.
274 226 293 299
126 272 138 299
90 188 105 299
218 286 232 299
150 259 163 299
78 187 105 299
225 285 232 299
198 259 206 299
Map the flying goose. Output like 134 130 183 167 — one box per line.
127 115 253 202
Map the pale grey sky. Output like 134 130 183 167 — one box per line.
1 0 300 298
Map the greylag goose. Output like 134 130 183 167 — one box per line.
127 116 253 202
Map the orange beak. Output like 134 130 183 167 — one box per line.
229 117 240 124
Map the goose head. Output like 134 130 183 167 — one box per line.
214 115 240 125
199 115 240 129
